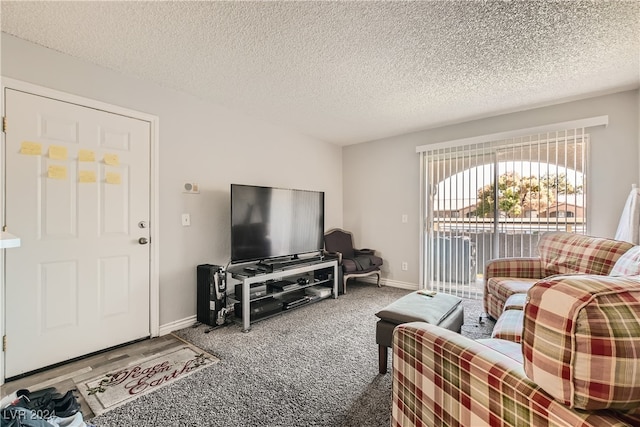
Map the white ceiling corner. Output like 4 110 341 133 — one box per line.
1 1 638 145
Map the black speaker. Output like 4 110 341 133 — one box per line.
197 264 227 326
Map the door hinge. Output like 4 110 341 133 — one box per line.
2 335 6 352
1 116 6 133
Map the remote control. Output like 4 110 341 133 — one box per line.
417 290 437 297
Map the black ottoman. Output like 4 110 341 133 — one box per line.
375 291 464 373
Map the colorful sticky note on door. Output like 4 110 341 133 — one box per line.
106 172 121 185
104 153 119 166
79 170 97 183
49 145 68 160
47 165 67 180
78 149 96 162
20 141 42 156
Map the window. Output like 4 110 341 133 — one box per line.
417 120 603 298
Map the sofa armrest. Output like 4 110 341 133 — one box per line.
484 257 545 280
392 322 630 427
523 274 640 411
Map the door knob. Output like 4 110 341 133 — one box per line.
138 237 149 245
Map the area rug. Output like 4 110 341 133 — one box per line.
76 344 218 416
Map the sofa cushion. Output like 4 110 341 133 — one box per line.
342 254 382 274
477 338 524 363
523 274 640 411
486 278 537 307
491 309 525 343
503 293 527 310
610 246 640 276
537 232 633 276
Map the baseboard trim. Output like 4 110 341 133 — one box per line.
159 315 197 336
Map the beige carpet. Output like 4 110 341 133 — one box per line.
76 343 218 416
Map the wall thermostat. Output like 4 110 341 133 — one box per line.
183 182 200 194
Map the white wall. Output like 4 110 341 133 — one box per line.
0 34 343 326
344 90 639 287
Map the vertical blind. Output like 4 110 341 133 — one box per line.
421 128 588 298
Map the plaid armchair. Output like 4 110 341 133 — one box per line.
484 232 634 319
392 273 640 427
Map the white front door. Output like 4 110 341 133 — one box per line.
4 88 151 378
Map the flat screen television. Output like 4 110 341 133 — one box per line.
230 184 325 264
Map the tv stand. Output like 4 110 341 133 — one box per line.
228 259 338 332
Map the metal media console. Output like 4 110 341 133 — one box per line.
228 259 339 332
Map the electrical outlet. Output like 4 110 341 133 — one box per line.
181 213 191 226
402 214 408 223
401 261 408 271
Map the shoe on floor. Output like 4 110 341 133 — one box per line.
51 397 80 418
16 387 59 396
52 391 79 410
16 387 61 401
47 411 87 427
13 395 56 416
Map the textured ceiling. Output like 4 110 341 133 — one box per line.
1 1 639 145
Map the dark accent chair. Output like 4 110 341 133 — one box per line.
323 228 383 294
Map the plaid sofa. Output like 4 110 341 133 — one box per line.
392 252 640 426
484 232 634 319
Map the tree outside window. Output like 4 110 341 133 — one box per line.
475 171 582 218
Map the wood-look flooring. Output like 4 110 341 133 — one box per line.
0 333 187 420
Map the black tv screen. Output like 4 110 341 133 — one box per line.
230 184 325 263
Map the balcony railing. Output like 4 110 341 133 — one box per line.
427 218 586 299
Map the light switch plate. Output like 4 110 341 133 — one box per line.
181 213 191 226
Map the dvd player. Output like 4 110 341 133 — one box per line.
280 292 311 310
234 298 283 321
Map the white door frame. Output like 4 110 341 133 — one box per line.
0 77 160 384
